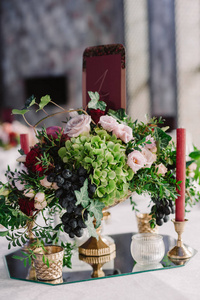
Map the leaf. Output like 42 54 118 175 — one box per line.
154 127 172 149
24 95 36 109
189 151 200 160
12 255 25 261
107 108 128 122
88 91 107 111
0 230 9 237
88 200 104 228
75 179 90 208
37 95 51 111
12 109 29 115
85 215 98 239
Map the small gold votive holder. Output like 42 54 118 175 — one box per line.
167 219 192 261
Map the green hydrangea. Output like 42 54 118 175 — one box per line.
58 128 134 206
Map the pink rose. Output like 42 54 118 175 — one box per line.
112 124 133 143
145 135 157 150
127 150 147 173
141 146 157 168
99 115 118 132
64 115 91 137
156 163 168 176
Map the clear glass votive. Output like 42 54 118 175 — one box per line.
130 233 165 265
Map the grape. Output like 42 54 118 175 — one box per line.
88 183 96 194
69 232 75 239
47 173 56 182
74 227 83 237
55 188 64 198
63 181 72 190
156 218 163 226
64 224 71 234
62 169 72 179
55 175 65 186
71 173 79 183
163 215 170 223
69 219 78 229
78 218 87 228
78 166 87 177
55 164 62 173
79 176 86 185
170 206 175 214
61 212 70 224
163 206 171 215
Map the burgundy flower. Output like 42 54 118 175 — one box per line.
46 126 63 139
25 146 45 176
89 109 105 124
18 197 35 216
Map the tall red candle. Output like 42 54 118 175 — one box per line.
175 128 186 222
20 134 29 155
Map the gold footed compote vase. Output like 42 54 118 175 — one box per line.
78 196 130 278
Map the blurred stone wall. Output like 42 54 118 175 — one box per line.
1 0 124 126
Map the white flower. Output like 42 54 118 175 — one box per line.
40 176 52 188
23 189 35 198
34 192 45 202
34 200 47 210
15 180 26 191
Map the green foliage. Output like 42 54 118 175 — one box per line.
88 91 107 111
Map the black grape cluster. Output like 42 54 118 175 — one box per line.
151 199 175 226
47 166 96 238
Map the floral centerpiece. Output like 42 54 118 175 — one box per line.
0 93 199 267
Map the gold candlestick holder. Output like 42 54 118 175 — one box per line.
167 219 192 262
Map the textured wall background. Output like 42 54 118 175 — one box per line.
1 0 124 125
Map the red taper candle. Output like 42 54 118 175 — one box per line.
20 134 29 155
175 128 186 222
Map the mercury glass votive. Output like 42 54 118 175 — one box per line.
130 233 165 265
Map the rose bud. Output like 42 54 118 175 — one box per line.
34 192 45 202
23 189 35 198
52 182 59 190
34 200 47 210
40 176 52 188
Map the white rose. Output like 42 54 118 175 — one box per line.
112 124 133 143
64 115 91 137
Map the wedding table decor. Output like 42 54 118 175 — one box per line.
0 44 199 286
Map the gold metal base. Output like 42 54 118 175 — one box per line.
79 235 116 256
167 219 192 261
79 251 116 278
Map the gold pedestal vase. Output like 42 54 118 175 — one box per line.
79 211 116 256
